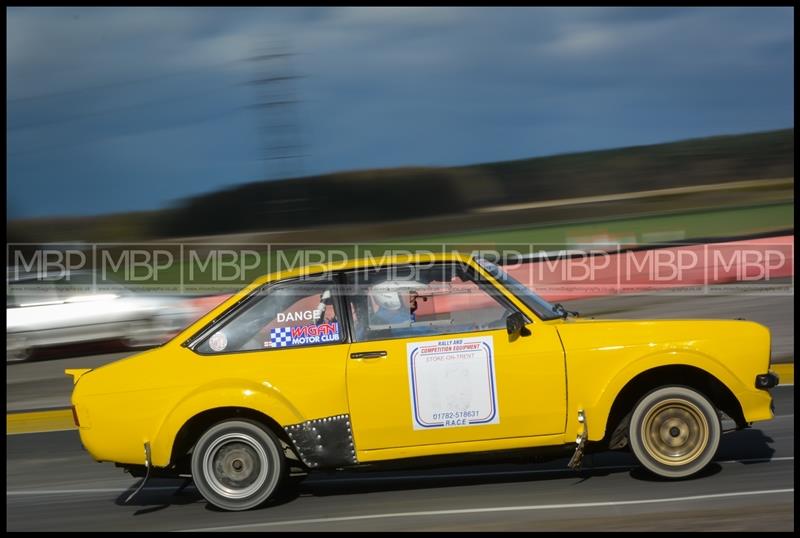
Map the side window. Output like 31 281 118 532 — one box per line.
345 263 517 342
195 279 344 354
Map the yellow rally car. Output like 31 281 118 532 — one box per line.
66 253 778 511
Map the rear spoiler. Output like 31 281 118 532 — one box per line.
65 368 93 385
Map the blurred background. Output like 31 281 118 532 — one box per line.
6 6 793 362
5 7 795 531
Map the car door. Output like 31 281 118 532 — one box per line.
345 261 567 453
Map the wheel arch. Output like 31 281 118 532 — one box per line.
168 406 294 473
149 380 302 468
601 364 745 449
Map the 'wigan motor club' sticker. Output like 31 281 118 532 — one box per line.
267 322 340 348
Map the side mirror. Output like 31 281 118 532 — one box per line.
506 312 531 337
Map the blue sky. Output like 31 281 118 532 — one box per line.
6 7 794 219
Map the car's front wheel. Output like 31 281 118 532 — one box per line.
629 386 721 479
191 419 287 511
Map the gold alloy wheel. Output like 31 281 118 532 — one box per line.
641 398 710 467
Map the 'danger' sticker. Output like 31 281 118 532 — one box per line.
267 322 340 348
208 332 228 352
407 336 499 430
276 310 317 323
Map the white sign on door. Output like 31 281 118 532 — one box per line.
407 336 499 430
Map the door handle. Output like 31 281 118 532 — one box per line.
350 351 387 359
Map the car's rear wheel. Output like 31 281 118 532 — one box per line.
191 419 287 511
629 386 721 478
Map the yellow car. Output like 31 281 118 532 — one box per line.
67 253 778 511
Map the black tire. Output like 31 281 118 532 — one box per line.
629 386 721 479
191 419 287 511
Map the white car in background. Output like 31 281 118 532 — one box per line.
6 270 198 361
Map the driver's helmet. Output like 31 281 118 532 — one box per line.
369 281 404 311
369 280 424 311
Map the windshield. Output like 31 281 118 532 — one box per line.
475 258 562 321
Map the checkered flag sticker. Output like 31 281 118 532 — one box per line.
269 326 293 348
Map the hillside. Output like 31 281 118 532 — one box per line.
7 128 794 243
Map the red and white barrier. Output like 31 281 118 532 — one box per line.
506 234 793 301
